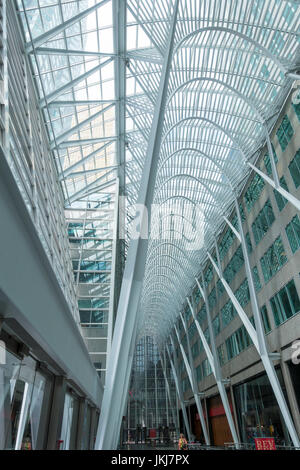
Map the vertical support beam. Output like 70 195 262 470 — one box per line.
206 250 259 350
166 343 191 442
229 384 241 443
46 376 67 450
154 361 159 429
175 319 210 444
160 352 177 431
111 323 137 448
106 179 119 362
145 337 148 428
197 274 239 446
95 1 180 450
234 196 300 447
15 382 32 450
113 0 126 195
264 125 280 188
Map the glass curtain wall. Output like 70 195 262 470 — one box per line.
126 336 177 442
0 350 53 450
66 192 116 384
234 369 292 447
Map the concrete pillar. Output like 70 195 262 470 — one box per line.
46 376 67 450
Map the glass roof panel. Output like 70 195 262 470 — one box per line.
18 0 300 344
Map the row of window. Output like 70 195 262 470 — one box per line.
72 260 112 272
260 236 287 282
195 358 213 384
187 278 300 367
179 108 300 377
252 199 275 245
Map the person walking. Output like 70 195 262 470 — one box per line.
178 433 188 451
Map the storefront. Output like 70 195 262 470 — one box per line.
234 369 292 447
207 392 234 446
0 347 54 450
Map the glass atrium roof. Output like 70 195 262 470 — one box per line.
18 0 300 344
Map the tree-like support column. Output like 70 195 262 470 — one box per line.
186 291 239 448
166 343 192 442
95 1 180 449
174 318 210 444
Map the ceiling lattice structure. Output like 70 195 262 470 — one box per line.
18 0 300 344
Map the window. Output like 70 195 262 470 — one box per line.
192 340 199 359
288 149 300 188
188 321 197 341
217 279 225 296
80 310 107 326
235 278 250 308
221 300 236 327
260 236 287 282
208 287 217 310
217 344 226 366
193 287 201 305
264 145 278 176
78 298 109 309
246 233 253 253
219 228 235 261
252 199 275 245
274 176 288 211
244 174 265 212
253 266 261 291
197 304 207 324
182 377 190 393
204 328 210 345
286 215 300 253
196 365 202 382
226 325 252 360
260 305 271 334
212 315 220 336
204 265 213 287
276 115 294 151
202 358 212 377
270 279 300 326
223 245 244 284
231 203 246 229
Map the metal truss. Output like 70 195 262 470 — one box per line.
18 0 300 449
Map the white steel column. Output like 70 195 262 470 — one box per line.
196 274 239 447
15 382 32 450
95 0 179 450
175 318 210 444
206 251 259 350
265 125 280 188
248 162 300 212
160 352 177 430
106 179 119 363
166 344 192 441
234 197 300 448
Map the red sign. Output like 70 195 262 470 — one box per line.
149 429 156 438
254 437 276 450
